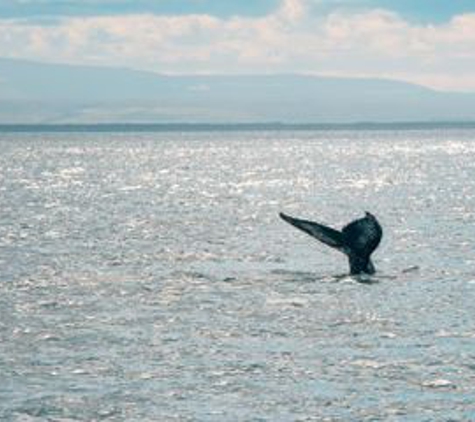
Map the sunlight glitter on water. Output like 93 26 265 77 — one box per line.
1 129 475 420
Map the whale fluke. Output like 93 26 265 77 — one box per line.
279 211 382 275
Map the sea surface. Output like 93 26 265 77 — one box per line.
0 128 474 421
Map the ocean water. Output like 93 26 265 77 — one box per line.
0 128 474 421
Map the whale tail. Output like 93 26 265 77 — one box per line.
347 253 375 275
279 211 382 275
279 212 346 251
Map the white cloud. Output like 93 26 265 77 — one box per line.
1 0 475 91
278 0 307 22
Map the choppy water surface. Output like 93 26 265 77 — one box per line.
1 129 474 421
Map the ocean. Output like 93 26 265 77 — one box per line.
0 127 474 420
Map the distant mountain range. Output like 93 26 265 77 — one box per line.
1 57 475 124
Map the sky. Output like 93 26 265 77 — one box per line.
1 0 475 92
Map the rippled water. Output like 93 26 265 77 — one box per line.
1 129 475 421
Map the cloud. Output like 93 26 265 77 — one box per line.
0 0 475 91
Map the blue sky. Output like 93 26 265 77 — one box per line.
2 1 279 18
1 0 475 91
1 0 474 22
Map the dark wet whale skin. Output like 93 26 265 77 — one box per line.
279 211 383 275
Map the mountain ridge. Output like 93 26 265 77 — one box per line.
1 57 474 124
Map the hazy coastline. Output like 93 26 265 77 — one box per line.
2 121 475 133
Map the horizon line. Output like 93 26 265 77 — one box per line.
2 121 475 133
